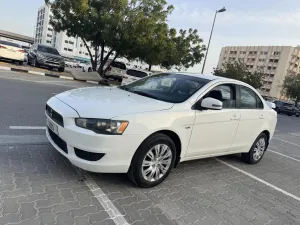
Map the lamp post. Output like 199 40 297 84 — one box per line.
201 7 226 74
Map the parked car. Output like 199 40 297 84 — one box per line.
24 49 29 62
46 73 277 187
27 44 65 72
274 100 299 117
121 69 152 85
82 60 126 82
0 40 25 65
65 60 77 68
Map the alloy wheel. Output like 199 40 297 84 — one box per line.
253 137 265 161
142 144 172 182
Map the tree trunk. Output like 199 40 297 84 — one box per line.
148 64 152 71
102 53 119 76
97 49 114 76
82 38 97 74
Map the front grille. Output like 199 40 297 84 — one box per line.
48 128 68 154
46 105 64 127
45 56 60 62
74 148 105 161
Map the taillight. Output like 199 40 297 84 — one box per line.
18 49 24 53
0 45 6 49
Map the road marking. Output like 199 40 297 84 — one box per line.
289 133 300 137
216 158 300 202
0 135 48 145
268 149 300 163
29 71 45 76
75 169 129 225
10 126 46 130
273 137 300 147
86 80 99 84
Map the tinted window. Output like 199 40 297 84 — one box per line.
127 69 148 78
37 45 59 55
112 61 126 70
209 84 236 108
240 86 263 109
119 73 210 103
0 40 21 48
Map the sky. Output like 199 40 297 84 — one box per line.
0 0 300 74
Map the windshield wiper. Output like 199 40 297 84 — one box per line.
130 90 159 100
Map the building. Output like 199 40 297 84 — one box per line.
35 4 94 62
217 46 300 99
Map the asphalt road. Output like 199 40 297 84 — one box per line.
0 70 300 225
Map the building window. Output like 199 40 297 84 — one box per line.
47 34 52 38
79 51 82 54
259 59 265 62
80 44 83 47
46 40 51 44
272 51 280 55
266 89 270 92
230 51 237 54
69 41 74 45
272 67 277 70
274 59 279 63
65 40 68 43
64 48 67 51
250 65 254 68
270 74 275 77
268 81 272 84
85 53 88 56
68 49 73 52
267 66 272 70
48 28 53 31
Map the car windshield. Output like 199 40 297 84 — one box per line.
119 73 210 103
37 45 60 55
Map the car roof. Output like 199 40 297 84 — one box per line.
128 68 151 73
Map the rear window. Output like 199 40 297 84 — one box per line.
126 69 148 78
112 61 126 70
0 40 21 48
37 45 60 55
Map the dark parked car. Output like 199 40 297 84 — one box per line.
27 44 65 72
274 100 299 117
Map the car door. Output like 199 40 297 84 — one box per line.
231 85 265 152
187 83 241 157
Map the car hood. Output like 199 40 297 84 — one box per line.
55 87 174 118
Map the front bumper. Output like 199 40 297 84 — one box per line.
45 97 146 173
37 58 64 68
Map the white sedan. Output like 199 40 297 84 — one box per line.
0 40 25 65
46 73 277 187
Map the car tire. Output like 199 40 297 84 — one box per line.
128 133 176 188
58 67 65 72
241 133 268 164
19 61 23 65
118 78 122 82
296 115 299 117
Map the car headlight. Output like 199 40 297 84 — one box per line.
75 118 129 135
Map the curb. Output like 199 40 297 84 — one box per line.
0 65 110 86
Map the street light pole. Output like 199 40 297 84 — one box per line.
201 7 226 74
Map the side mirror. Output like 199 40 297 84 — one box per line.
266 101 276 109
201 97 223 110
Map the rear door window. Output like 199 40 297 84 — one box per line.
239 86 264 109
126 69 148 78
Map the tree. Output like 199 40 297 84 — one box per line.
45 0 174 76
160 28 206 71
282 73 300 105
213 61 265 89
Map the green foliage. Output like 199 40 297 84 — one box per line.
213 61 264 89
45 0 205 75
161 28 206 71
282 73 300 104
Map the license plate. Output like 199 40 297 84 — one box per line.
47 118 59 135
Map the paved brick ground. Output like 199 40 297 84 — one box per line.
1 143 299 225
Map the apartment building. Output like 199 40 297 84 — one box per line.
217 46 300 99
35 5 95 62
